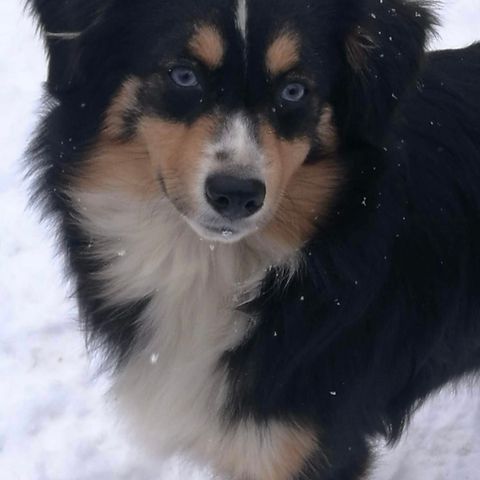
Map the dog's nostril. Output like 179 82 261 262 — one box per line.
205 175 266 220
245 200 260 214
216 195 230 208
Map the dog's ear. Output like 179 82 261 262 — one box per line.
333 0 436 144
27 0 111 93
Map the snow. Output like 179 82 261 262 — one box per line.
0 1 479 479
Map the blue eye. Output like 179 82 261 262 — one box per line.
170 67 199 87
281 82 306 102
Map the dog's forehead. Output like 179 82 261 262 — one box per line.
182 3 310 79
128 0 334 75
185 20 301 74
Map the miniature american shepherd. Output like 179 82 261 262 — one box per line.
27 0 480 478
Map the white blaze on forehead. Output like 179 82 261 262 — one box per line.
216 114 263 168
236 0 248 41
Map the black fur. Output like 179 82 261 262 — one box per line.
26 0 480 478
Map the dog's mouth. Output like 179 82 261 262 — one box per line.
182 214 263 244
189 222 244 243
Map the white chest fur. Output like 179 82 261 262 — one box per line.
73 191 314 479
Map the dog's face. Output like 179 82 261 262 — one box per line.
135 20 339 244
37 0 431 247
87 0 345 247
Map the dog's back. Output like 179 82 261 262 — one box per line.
384 41 480 405
403 43 480 143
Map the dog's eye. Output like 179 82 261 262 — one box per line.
281 83 306 102
170 67 199 87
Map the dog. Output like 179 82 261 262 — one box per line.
26 0 480 478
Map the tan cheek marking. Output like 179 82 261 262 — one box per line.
140 116 218 211
268 159 342 247
75 78 159 197
216 422 319 480
189 24 225 69
266 31 301 76
259 123 343 249
103 77 142 139
76 138 157 198
76 77 219 205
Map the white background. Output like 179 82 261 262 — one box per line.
0 1 479 479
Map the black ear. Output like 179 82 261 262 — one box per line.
333 0 437 145
27 0 111 92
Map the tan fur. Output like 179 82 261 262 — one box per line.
81 83 221 211
266 31 301 76
189 24 225 69
76 78 158 197
139 116 219 214
259 122 342 249
103 77 142 139
77 139 158 198
216 422 319 480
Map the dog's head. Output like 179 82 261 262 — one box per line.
31 0 434 247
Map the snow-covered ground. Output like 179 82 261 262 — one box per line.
0 1 479 479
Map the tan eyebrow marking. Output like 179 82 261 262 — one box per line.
266 31 301 76
188 24 225 69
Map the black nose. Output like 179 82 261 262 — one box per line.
205 175 266 220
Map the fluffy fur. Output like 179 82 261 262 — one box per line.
26 0 480 479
